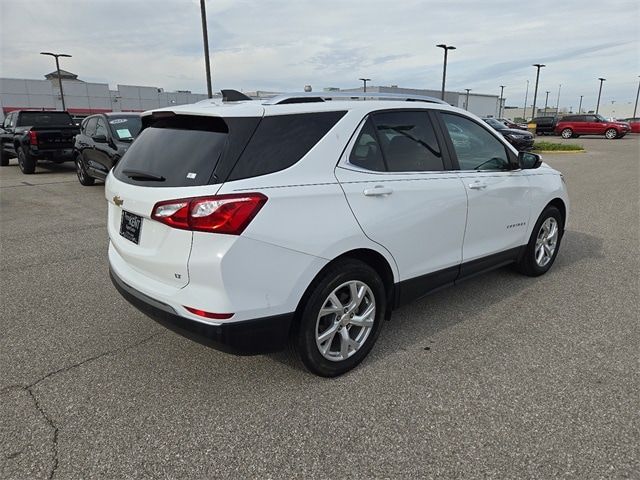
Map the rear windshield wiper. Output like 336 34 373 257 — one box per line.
122 169 165 181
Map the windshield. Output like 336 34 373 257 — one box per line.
108 116 142 140
594 114 607 122
17 111 74 127
484 118 506 129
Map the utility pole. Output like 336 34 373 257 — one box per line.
523 80 529 121
359 78 371 93
464 88 471 110
436 44 456 101
40 52 71 111
596 77 606 115
199 0 213 98
578 95 583 114
544 91 550 114
498 85 505 118
555 84 562 115
633 76 640 118
531 63 546 119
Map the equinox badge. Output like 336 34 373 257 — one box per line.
113 195 124 207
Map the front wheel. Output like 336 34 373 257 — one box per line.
17 146 36 174
604 128 618 139
294 259 386 377
561 128 573 139
75 154 95 186
516 206 563 277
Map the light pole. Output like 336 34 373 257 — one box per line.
596 77 606 114
40 52 71 111
359 78 371 93
531 63 546 119
555 83 562 115
498 85 505 118
544 91 550 114
199 0 213 98
464 88 471 110
523 80 530 121
578 95 583 114
436 44 456 101
633 76 640 118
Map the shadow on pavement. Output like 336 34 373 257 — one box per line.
267 229 604 374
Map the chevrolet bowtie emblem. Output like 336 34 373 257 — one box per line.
113 195 124 207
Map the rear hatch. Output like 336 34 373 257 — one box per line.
17 111 79 149
106 109 263 288
32 126 78 149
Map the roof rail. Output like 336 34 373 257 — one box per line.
263 91 448 106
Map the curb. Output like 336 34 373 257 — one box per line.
533 150 586 154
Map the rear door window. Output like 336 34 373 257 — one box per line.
228 111 346 181
84 117 98 137
372 111 444 172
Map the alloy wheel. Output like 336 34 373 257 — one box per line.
535 217 559 267
605 129 617 139
315 280 375 362
561 129 572 139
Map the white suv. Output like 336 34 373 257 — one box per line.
106 91 568 377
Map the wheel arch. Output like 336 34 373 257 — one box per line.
292 248 397 332
546 198 567 229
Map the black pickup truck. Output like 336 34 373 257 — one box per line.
0 110 80 174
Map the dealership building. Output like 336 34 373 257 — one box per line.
0 70 209 119
0 71 503 120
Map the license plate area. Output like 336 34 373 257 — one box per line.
120 210 143 244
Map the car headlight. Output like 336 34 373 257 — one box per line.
507 134 527 140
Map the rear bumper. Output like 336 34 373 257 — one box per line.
29 147 74 159
110 267 294 355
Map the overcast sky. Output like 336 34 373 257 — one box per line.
1 0 638 111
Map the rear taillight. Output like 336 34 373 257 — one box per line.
151 193 267 235
28 131 38 145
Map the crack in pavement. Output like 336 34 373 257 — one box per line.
2 331 164 479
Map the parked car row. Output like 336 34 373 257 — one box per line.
525 114 633 139
0 110 141 179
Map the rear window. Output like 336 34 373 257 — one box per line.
227 111 346 181
17 111 74 127
113 115 259 187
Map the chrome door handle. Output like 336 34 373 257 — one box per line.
468 182 488 190
363 186 393 196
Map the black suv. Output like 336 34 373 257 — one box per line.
74 113 141 185
530 116 558 136
483 118 534 151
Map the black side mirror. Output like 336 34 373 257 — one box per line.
519 151 542 169
92 134 108 143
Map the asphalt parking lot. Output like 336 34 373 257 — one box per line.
1 136 638 479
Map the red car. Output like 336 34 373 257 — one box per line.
622 118 640 133
555 114 630 139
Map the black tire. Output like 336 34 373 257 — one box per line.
75 153 95 186
516 206 564 277
560 128 573 139
0 148 8 167
17 146 35 174
294 259 386 377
